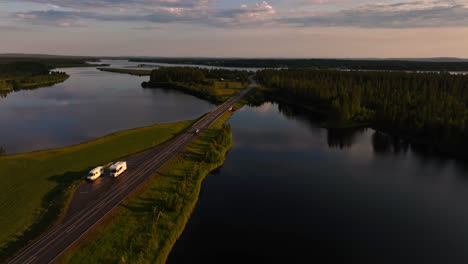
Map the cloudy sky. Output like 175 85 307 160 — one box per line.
1 0 468 57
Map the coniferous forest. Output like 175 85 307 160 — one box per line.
0 61 70 97
147 67 249 84
257 69 468 157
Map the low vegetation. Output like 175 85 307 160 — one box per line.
97 68 151 76
0 120 193 262
56 111 235 264
142 67 249 103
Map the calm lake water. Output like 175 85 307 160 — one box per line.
0 61 215 154
168 102 468 264
5 60 468 262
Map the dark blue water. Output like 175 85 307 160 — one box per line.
0 61 215 153
168 102 468 264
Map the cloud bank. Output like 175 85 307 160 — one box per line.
9 0 468 28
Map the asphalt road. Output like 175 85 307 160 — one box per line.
7 80 256 264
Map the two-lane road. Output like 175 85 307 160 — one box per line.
7 80 256 264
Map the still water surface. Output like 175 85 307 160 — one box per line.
0 61 215 153
4 60 468 262
168 102 468 264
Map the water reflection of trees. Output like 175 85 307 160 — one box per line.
268 100 461 159
372 131 410 155
277 102 324 123
276 101 366 150
327 128 366 150
259 100 467 172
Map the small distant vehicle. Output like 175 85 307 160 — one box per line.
110 161 127 178
194 129 200 134
87 166 104 181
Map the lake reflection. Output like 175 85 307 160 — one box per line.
0 62 215 153
168 102 468 264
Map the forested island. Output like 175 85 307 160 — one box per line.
256 69 468 158
97 68 151 76
0 61 69 97
130 58 468 72
0 58 106 97
142 67 249 103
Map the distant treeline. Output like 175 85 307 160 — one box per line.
130 58 468 72
142 67 249 103
257 69 468 157
147 67 249 84
0 58 101 70
0 61 50 77
97 68 151 76
149 67 206 84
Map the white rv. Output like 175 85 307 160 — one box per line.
87 166 104 181
110 161 127 178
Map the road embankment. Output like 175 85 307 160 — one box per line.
56 109 236 264
0 120 193 263
55 88 256 264
6 82 256 264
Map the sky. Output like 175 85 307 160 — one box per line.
1 0 468 58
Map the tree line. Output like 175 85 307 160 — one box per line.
0 58 100 70
147 67 249 85
257 69 468 157
131 58 468 71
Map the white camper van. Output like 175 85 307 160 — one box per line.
110 161 127 178
87 166 104 181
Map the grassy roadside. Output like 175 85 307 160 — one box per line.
0 120 194 262
97 68 151 76
56 105 243 264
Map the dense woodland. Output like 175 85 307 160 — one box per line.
130 58 468 72
143 67 249 103
0 58 101 69
257 69 468 156
147 67 249 84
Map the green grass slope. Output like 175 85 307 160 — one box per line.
0 120 193 261
57 110 236 264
